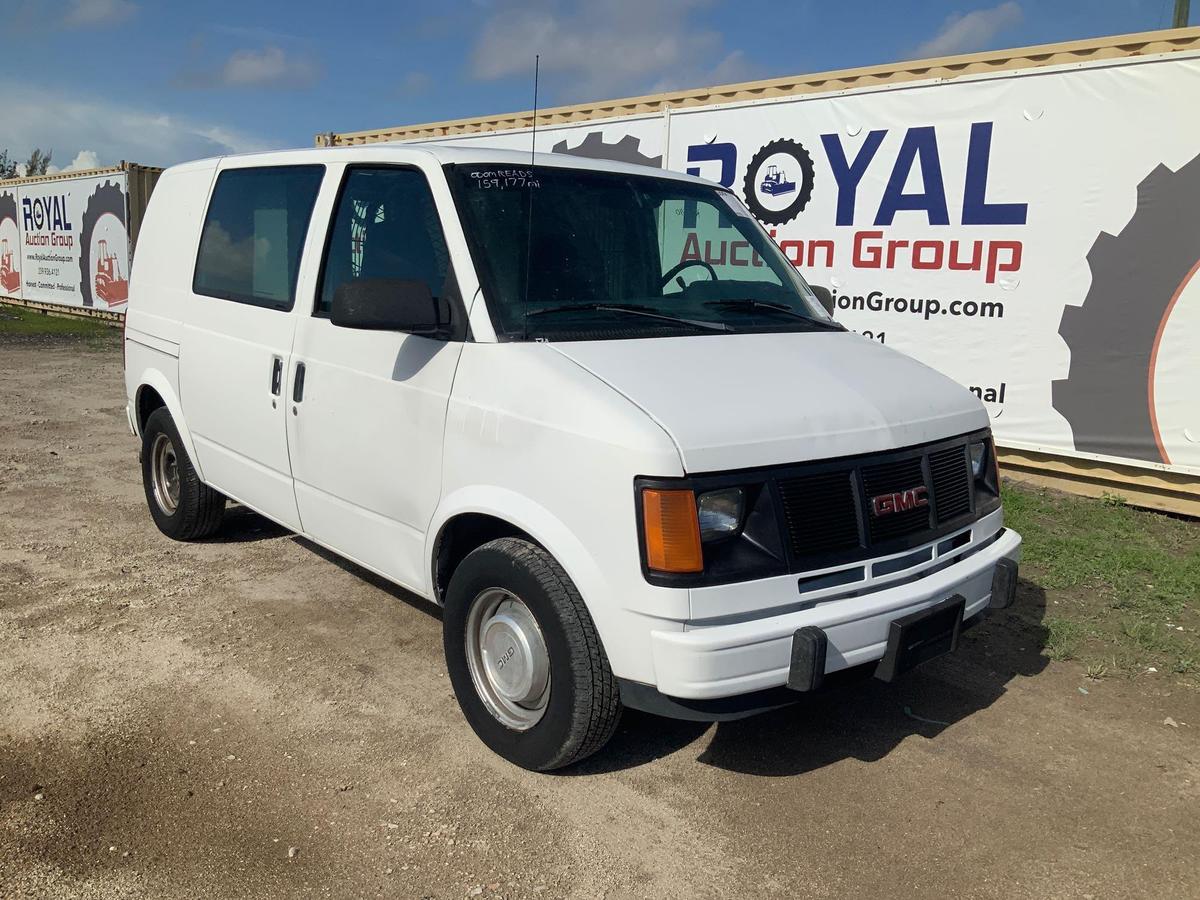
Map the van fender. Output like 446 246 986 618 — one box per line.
426 485 608 615
132 367 206 483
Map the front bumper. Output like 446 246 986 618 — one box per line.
644 518 1021 702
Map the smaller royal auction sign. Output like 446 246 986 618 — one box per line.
4 173 131 309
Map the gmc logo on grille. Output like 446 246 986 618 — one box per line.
871 485 928 517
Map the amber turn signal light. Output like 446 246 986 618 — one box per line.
641 488 704 573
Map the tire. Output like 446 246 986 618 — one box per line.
140 407 225 541
443 537 622 771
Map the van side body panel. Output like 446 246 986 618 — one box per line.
124 162 218 468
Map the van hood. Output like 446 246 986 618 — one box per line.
550 332 988 473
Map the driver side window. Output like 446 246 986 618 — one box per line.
316 167 451 320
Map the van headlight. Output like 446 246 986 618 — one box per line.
637 478 786 585
969 441 987 478
970 435 1000 495
697 488 745 541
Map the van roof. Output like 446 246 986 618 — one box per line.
173 143 714 187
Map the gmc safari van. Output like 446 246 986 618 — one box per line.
124 145 1021 770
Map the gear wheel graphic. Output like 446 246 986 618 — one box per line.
1052 153 1200 464
741 138 815 226
551 132 662 168
0 190 16 225
78 180 126 308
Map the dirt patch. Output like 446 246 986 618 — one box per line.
1 340 1198 899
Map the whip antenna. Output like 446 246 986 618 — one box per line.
530 54 539 163
522 55 540 340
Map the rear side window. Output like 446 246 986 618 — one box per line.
193 165 324 310
316 167 450 318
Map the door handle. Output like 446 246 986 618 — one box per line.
270 357 283 395
292 362 306 403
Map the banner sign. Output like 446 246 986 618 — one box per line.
422 54 1200 476
0 172 131 310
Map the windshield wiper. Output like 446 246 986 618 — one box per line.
703 299 844 330
525 302 731 332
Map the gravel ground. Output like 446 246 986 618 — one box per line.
1 334 1197 899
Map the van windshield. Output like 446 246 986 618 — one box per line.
445 164 837 342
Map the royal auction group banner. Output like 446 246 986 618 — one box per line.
0 172 131 311
417 52 1200 476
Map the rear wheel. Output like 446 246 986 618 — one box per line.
443 537 621 771
140 407 225 540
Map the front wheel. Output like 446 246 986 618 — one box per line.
140 407 225 540
443 537 621 771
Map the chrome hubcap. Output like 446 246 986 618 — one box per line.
150 433 180 515
465 588 550 730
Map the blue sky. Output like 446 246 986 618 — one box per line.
1 0 1192 172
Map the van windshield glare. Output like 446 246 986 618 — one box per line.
445 164 835 342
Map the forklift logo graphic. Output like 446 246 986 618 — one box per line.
743 139 815 225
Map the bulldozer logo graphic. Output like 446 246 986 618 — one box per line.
93 236 128 304
78 180 129 308
0 191 19 297
0 237 16 294
742 139 815 225
759 164 796 196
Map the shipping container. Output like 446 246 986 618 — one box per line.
316 27 1200 514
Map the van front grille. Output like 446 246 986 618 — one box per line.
776 470 859 557
861 455 931 542
929 445 972 523
771 435 978 568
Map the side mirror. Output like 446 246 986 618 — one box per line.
330 278 444 335
811 285 835 316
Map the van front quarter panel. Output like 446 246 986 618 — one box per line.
436 341 688 685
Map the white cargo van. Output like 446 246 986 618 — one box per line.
124 145 1021 770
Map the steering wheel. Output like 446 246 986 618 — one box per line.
660 258 717 290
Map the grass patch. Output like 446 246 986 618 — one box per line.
0 302 117 340
1044 617 1086 661
1003 482 1200 682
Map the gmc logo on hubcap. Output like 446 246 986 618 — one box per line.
871 485 928 517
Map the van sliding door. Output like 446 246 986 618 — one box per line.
179 164 324 531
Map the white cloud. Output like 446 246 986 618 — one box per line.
913 2 1023 59
17 150 102 177
221 46 320 88
176 45 322 90
398 71 433 97
60 149 101 172
4 0 136 31
470 0 758 102
63 0 137 27
0 80 277 171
